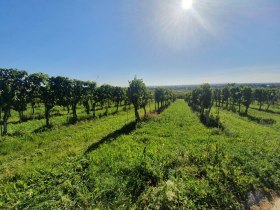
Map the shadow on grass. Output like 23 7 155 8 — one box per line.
85 121 136 154
64 108 130 125
251 107 280 115
65 115 96 125
155 104 170 114
188 105 224 130
239 113 276 125
3 131 26 137
33 125 54 133
10 113 64 125
64 111 115 126
9 115 45 125
200 114 224 130
27 109 132 135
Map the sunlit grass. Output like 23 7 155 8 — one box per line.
0 100 280 209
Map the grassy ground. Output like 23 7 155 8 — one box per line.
0 103 155 209
5 104 129 135
0 110 134 178
0 100 280 209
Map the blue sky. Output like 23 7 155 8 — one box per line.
0 0 279 86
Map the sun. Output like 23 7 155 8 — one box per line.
182 0 193 10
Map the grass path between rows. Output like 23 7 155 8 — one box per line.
86 100 280 209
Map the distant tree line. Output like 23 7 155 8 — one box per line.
154 88 176 111
186 83 280 126
186 84 215 126
0 69 175 135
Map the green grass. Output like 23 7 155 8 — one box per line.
0 107 137 178
5 103 130 135
84 100 280 209
0 100 280 209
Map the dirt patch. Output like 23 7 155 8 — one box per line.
250 197 280 210
271 198 280 210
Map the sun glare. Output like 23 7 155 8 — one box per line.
182 0 193 10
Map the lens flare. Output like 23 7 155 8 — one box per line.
182 0 193 10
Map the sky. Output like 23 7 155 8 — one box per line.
0 0 280 86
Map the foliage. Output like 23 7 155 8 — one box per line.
0 68 134 134
0 69 28 134
242 87 253 115
128 77 149 121
154 87 175 112
186 83 217 126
